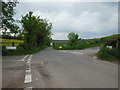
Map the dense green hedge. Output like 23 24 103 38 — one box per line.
53 43 102 50
2 46 46 55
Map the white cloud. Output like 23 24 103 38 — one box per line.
15 2 118 39
33 3 118 33
19 0 119 2
51 32 68 40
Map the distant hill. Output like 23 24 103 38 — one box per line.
52 40 69 43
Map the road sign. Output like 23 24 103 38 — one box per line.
6 46 17 50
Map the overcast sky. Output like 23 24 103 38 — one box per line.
14 1 118 40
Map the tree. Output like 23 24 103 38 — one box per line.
35 19 52 46
68 32 80 46
21 11 52 48
1 0 19 35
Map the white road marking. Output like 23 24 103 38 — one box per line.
80 53 84 55
2 60 22 61
61 50 85 55
24 54 33 86
24 87 32 90
70 52 76 54
70 52 85 55
27 61 31 64
93 56 97 58
61 51 68 52
28 55 33 59
26 69 31 73
27 59 31 61
2 55 29 62
24 74 32 83
21 55 29 61
29 55 33 58
26 67 31 70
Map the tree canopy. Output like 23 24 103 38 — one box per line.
21 11 52 48
1 0 19 35
68 32 80 46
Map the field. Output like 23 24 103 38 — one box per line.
0 39 24 46
52 39 103 50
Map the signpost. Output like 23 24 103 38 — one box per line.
6 42 17 50
106 46 112 49
6 46 17 50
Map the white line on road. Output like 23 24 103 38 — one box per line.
26 67 31 70
27 59 31 61
70 52 76 54
24 87 32 90
2 60 23 61
26 69 31 73
24 74 32 83
61 50 85 55
24 54 33 85
80 53 84 55
27 61 31 64
93 56 97 59
29 55 33 58
21 55 29 61
61 51 68 52
28 55 33 59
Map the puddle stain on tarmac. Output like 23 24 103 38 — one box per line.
32 61 59 88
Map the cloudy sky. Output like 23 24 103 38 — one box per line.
14 1 118 40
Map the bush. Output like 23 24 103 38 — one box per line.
2 45 46 55
52 43 102 50
97 46 119 61
19 43 33 50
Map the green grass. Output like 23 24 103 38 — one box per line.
97 46 119 62
96 34 120 62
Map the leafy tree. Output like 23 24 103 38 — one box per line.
1 0 19 35
68 32 81 46
94 38 100 43
21 11 52 48
21 11 38 46
35 19 52 46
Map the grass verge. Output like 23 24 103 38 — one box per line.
96 46 119 62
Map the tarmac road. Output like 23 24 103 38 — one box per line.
2 47 118 89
